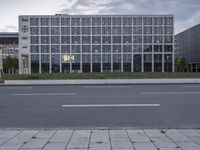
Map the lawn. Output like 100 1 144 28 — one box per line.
2 72 200 80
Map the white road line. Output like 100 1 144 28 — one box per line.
12 93 78 96
61 104 160 108
141 92 200 95
0 87 33 89
182 85 200 88
83 86 131 88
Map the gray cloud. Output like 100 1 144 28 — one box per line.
59 0 200 33
0 25 17 32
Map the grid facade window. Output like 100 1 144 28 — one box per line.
19 15 174 74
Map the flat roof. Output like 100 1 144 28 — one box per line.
0 32 18 38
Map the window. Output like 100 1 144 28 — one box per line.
51 36 60 44
102 27 111 34
113 45 121 53
61 45 70 53
72 36 80 44
82 45 91 53
143 36 152 43
164 45 173 52
164 27 173 34
112 27 121 34
102 36 111 43
164 36 173 43
164 17 173 25
51 18 60 26
143 27 152 34
154 27 163 34
123 36 132 43
133 45 142 52
61 36 70 44
51 45 60 53
92 45 101 53
123 27 132 34
102 18 111 25
82 18 90 25
41 18 49 26
30 18 39 26
134 54 142 72
61 27 70 35
30 45 39 53
154 17 163 25
61 18 70 25
92 36 101 44
113 36 121 43
41 55 49 73
133 27 142 34
30 27 39 35
113 54 121 62
72 27 80 35
41 27 49 35
133 36 142 43
82 27 91 34
71 18 80 25
82 36 90 44
51 27 60 35
123 45 132 52
144 54 152 72
123 17 132 25
154 45 162 52
143 17 152 25
144 45 152 52
92 18 101 25
133 17 142 25
102 45 111 53
154 36 163 43
41 36 49 44
30 36 39 44
72 45 80 53
51 54 60 73
92 27 101 34
41 45 49 53
31 55 39 73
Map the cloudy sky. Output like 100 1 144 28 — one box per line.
0 0 199 34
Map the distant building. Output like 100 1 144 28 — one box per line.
19 14 174 74
175 24 200 72
0 32 19 58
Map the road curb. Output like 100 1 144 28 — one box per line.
1 78 200 86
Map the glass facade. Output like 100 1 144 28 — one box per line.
19 15 174 74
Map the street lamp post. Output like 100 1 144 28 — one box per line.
0 44 4 83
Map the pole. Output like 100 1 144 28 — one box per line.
0 44 3 80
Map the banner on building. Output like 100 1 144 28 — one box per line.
0 45 2 70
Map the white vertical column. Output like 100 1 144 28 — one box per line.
70 17 72 73
152 17 154 72
172 15 175 72
131 17 134 72
121 16 123 72
80 17 83 73
90 17 93 73
39 17 42 74
59 17 62 73
162 16 165 73
49 17 52 74
141 16 144 72
101 17 103 73
111 16 113 72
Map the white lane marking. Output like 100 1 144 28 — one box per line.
12 93 78 96
182 85 200 88
0 87 33 89
83 86 131 88
141 92 200 95
61 104 160 107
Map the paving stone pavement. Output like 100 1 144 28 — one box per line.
0 129 200 150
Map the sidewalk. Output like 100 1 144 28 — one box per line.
1 78 200 85
0 129 200 150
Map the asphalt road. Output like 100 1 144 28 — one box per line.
0 84 200 129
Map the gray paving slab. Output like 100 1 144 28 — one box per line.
159 148 182 150
42 142 67 150
151 137 177 148
67 137 90 149
9 130 38 143
144 129 166 138
89 142 111 150
0 131 5 135
178 129 200 137
133 142 157 150
21 137 49 149
190 136 200 145
109 130 128 138
177 141 200 150
34 130 56 138
0 130 21 138
90 130 110 143
111 137 133 149
127 130 150 143
0 142 22 150
49 130 73 143
0 138 10 146
166 129 191 142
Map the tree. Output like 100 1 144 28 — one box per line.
3 56 18 74
175 57 187 72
